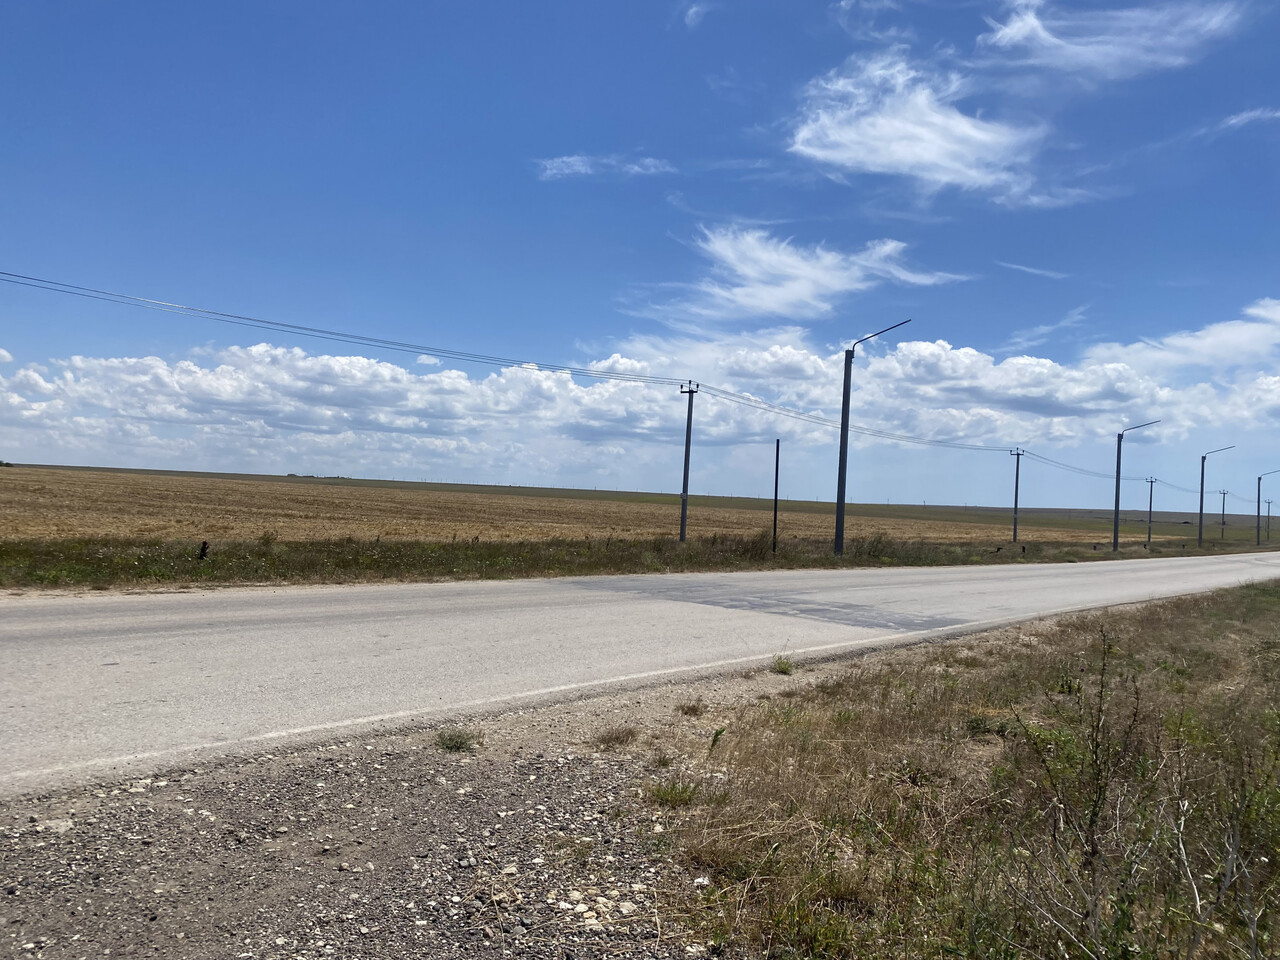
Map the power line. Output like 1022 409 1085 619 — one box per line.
0 269 1195 486
0 268 1012 453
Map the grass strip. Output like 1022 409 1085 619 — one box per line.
0 533 1254 589
660 582 1280 958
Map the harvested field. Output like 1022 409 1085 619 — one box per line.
1 465 1151 545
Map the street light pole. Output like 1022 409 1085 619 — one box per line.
1113 420 1159 551
1220 490 1228 540
834 319 911 556
1268 500 1273 541
1198 446 1234 547
1258 470 1280 546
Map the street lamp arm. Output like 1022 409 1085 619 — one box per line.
1121 419 1160 435
1204 445 1236 457
851 318 911 353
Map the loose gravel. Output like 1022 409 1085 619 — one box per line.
1 661 837 959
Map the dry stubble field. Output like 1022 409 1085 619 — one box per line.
2 465 1109 544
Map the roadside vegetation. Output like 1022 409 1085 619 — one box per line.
658 583 1280 958
0 531 1257 589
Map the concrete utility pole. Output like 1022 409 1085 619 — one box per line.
1146 477 1156 545
678 381 699 543
1257 470 1280 546
1268 500 1273 541
772 439 780 554
1220 489 1228 540
1199 446 1234 546
835 319 911 556
1011 449 1024 543
1113 420 1159 551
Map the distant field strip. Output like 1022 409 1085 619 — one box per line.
1 465 1139 544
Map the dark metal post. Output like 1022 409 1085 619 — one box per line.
1220 489 1228 539
1146 478 1155 545
1199 446 1234 546
834 348 854 557
1257 471 1280 547
679 381 698 542
1198 455 1206 546
834 319 911 556
1112 431 1124 551
772 438 780 554
1011 449 1023 543
1113 420 1159 552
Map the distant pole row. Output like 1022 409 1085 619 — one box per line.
673 331 1277 554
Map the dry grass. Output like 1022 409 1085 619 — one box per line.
1 465 1155 544
658 584 1280 958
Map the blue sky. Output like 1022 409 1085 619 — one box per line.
1 0 1277 515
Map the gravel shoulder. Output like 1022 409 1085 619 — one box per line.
1 643 894 959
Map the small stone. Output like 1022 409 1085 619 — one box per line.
501 865 517 875
619 901 638 916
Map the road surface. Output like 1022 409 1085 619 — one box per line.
3 552 1279 795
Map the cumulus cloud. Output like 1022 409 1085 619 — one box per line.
977 0 1242 81
636 224 964 327
536 155 676 180
0 348 12 363
789 49 1049 202
3 299 1278 496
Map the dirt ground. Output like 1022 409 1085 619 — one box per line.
0 466 1112 544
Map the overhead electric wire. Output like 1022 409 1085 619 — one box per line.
1 268 1014 453
1021 450 1146 483
0 270 686 387
699 385 1008 451
0 269 1201 485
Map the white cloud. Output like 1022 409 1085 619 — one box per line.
536 154 677 180
1219 108 1280 130
1000 305 1087 354
3 299 1277 500
1084 298 1280 376
684 3 709 28
996 260 1068 279
978 0 1243 81
789 50 1048 201
635 224 964 326
0 348 12 363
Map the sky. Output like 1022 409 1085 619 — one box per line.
1 0 1277 515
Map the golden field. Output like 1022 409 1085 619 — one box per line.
0 465 1129 545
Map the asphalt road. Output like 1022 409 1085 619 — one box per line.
4 552 1279 796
